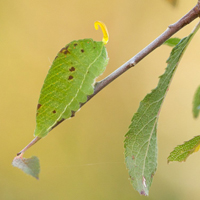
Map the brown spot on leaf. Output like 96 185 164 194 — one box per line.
68 75 73 80
74 43 78 46
132 155 135 160
50 111 77 130
51 111 76 130
69 66 75 72
81 49 84 53
60 45 70 54
52 110 56 113
129 175 134 181
37 104 42 110
54 55 58 60
140 191 147 196
71 111 76 117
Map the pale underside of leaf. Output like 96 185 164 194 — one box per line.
167 21 200 162
124 33 193 196
12 156 40 179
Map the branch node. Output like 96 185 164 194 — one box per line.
128 61 136 68
168 24 174 29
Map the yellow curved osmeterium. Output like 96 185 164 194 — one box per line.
94 21 109 45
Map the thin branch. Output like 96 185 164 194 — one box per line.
92 3 200 98
17 2 200 155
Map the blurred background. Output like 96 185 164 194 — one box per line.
1 0 200 199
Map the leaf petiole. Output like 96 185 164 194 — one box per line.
17 137 41 156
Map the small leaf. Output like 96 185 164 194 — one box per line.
124 34 194 195
168 135 200 162
193 86 200 118
164 38 181 47
12 155 40 179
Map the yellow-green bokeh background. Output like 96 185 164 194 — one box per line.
1 0 200 199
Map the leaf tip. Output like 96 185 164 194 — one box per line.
140 190 148 196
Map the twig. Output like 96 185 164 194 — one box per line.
91 3 200 98
17 2 200 155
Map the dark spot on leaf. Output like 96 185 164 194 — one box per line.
81 49 84 53
151 172 155 178
37 104 42 110
140 191 147 196
54 55 58 60
93 47 96 49
74 43 78 46
52 110 56 114
51 111 76 130
68 75 73 80
60 45 70 54
71 111 76 117
69 66 75 72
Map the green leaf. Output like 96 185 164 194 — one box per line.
34 39 108 138
193 86 200 118
168 135 200 162
164 38 181 47
124 34 194 196
12 155 40 179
